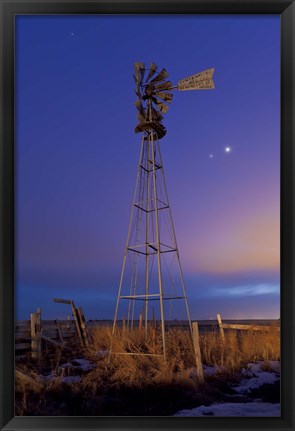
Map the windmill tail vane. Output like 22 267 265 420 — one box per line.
134 62 215 139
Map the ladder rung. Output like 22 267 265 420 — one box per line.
148 160 162 170
120 295 185 301
120 294 160 299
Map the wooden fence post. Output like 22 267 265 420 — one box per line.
77 307 89 347
36 308 42 359
139 313 143 335
53 298 90 348
192 322 204 383
31 313 36 358
72 306 84 347
31 308 42 361
122 316 126 336
55 320 64 344
217 313 225 343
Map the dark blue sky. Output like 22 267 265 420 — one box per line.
15 15 280 320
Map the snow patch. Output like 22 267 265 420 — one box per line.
175 361 280 417
175 402 280 417
72 358 93 371
234 361 280 394
60 362 73 369
62 376 82 384
203 365 227 376
266 361 280 373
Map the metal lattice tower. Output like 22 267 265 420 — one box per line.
110 62 215 360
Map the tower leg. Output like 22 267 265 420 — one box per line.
144 139 151 340
151 135 166 361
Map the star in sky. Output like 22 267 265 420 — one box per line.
225 146 232 153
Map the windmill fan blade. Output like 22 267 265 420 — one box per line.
134 62 145 73
137 112 146 123
151 68 168 83
133 75 142 99
134 70 141 87
135 100 146 120
154 100 169 114
151 107 163 122
134 62 145 84
134 100 143 110
146 62 158 82
156 92 173 103
154 81 173 91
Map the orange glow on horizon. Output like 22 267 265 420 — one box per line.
183 204 279 274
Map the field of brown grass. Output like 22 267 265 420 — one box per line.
15 325 280 416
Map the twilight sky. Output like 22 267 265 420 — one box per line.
15 15 280 320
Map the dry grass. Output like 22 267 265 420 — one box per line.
15 324 280 416
199 327 280 371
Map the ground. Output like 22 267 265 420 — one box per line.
15 326 280 416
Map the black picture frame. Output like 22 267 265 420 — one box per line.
0 1 294 430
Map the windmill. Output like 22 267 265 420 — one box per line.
110 62 215 361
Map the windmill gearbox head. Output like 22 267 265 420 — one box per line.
133 62 215 140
